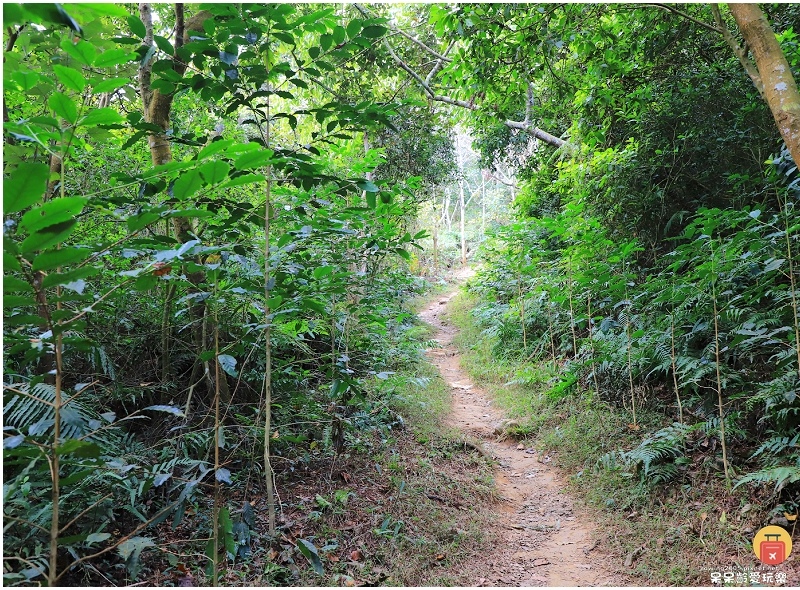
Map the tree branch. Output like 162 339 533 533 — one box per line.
354 3 452 62
375 28 566 148
650 4 724 35
711 4 765 100
426 40 455 86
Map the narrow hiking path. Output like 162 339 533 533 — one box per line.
419 274 630 587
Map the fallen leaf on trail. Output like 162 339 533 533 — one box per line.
532 558 550 567
350 549 363 561
268 548 279 561
786 512 798 521
435 554 445 561
329 555 340 563
720 511 727 524
700 512 708 521
628 423 640 431
516 443 525 450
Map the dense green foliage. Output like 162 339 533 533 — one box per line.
4 2 800 586
2 4 451 585
449 4 800 506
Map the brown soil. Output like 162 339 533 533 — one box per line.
419 275 631 587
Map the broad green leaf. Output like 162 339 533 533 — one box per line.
48 92 79 124
154 35 173 54
320 33 333 51
4 162 49 214
42 266 98 289
118 537 155 579
173 170 203 199
215 467 232 484
23 4 82 33
357 180 379 193
198 139 235 160
2 295 32 308
764 259 785 273
56 439 101 457
297 539 324 575
60 38 96 66
80 108 125 127
11 69 42 92
3 434 25 450
234 149 275 170
4 252 21 271
127 15 146 38
153 473 171 487
313 266 333 279
21 197 87 233
3 276 32 293
346 19 361 39
394 248 410 260
219 506 236 560
134 274 158 291
60 468 96 486
199 160 230 185
93 48 137 68
150 79 175 94
71 4 129 17
21 220 77 255
361 25 387 39
143 405 185 417
332 25 346 45
218 354 238 377
52 64 86 93
85 533 112 545
3 3 23 25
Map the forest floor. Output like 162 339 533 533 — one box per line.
418 270 630 586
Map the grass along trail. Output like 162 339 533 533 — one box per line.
419 275 630 586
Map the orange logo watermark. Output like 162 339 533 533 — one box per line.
753 525 792 566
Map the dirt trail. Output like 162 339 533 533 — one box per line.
419 274 629 587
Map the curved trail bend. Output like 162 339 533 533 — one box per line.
419 277 629 587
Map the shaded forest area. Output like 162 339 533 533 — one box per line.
3 2 800 586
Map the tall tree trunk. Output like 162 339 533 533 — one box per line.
138 4 214 391
728 4 800 167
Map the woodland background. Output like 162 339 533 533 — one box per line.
3 3 799 586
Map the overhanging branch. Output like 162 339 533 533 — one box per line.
352 3 565 148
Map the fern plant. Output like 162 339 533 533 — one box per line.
598 423 695 485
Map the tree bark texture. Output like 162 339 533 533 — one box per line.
729 4 800 167
138 4 217 393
